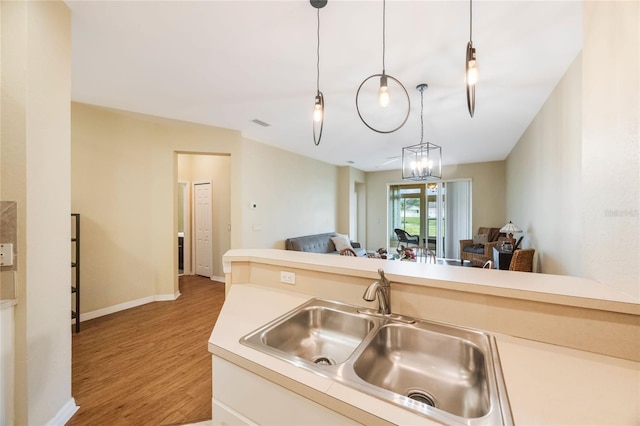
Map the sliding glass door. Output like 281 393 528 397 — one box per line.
389 184 425 249
389 180 471 258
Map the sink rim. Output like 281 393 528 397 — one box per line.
240 298 378 369
239 297 513 426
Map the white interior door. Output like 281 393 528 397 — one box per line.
194 182 212 277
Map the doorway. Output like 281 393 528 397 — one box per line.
176 153 231 282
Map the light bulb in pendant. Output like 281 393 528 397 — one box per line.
379 74 390 107
466 48 478 86
313 94 323 123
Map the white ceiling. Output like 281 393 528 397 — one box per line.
67 0 582 172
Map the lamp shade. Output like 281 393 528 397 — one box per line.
500 221 522 234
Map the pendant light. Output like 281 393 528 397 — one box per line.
355 0 410 134
465 0 478 117
311 0 327 146
402 84 442 181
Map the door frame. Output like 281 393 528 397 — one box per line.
178 180 191 276
192 180 213 277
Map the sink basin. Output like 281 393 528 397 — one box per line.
241 299 374 366
240 298 512 425
353 323 490 419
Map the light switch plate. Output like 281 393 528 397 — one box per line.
0 243 14 266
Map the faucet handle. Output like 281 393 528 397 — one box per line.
377 268 386 279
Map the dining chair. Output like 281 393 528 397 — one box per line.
339 247 358 257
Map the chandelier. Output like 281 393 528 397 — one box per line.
402 84 442 181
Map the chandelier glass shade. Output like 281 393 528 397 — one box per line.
402 84 442 181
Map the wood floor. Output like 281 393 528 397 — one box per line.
68 275 225 426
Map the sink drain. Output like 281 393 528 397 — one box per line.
312 356 336 366
407 391 436 408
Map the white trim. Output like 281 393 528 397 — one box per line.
178 180 191 276
211 275 224 283
77 293 180 322
154 291 181 302
46 398 79 426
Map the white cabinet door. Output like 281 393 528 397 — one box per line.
212 356 360 426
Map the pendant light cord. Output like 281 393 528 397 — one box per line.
382 0 386 73
469 0 473 41
420 89 424 144
316 7 321 93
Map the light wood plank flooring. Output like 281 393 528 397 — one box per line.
68 275 225 425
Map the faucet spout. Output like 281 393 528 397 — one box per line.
363 281 380 302
362 269 392 315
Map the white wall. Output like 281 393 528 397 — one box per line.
582 1 639 299
506 54 582 276
1 1 74 424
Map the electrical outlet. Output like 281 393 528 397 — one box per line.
280 271 295 285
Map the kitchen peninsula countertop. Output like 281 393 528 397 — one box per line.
221 249 639 314
209 283 639 425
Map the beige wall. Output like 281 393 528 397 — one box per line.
1 1 73 424
582 1 639 299
71 105 340 314
237 137 339 249
365 162 505 251
177 153 231 279
72 103 242 313
506 54 582 276
337 166 366 244
506 1 639 298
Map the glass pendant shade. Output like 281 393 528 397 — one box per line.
402 142 442 181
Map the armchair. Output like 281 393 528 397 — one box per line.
460 227 507 267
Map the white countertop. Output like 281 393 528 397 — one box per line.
222 249 640 314
209 283 640 425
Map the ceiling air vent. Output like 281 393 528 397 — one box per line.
251 119 271 127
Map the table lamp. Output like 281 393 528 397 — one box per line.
500 221 522 246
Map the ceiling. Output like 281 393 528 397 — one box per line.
66 0 582 172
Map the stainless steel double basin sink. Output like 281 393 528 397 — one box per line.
240 298 513 425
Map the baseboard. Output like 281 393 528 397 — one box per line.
77 292 181 323
155 291 181 302
211 275 224 283
46 398 79 426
